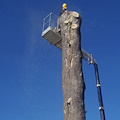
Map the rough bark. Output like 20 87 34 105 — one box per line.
58 11 86 120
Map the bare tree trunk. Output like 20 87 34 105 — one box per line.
58 11 86 120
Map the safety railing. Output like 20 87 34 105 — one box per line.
42 13 58 32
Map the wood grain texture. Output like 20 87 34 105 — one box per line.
58 11 86 120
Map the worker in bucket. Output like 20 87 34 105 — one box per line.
57 3 67 34
60 3 67 16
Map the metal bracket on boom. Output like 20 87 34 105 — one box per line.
81 49 97 64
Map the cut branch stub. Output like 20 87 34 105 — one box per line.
64 20 69 24
72 12 80 18
71 24 78 29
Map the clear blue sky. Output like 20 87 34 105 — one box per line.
0 0 120 120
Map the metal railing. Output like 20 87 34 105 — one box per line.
42 13 58 32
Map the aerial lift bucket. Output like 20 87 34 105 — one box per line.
42 13 62 49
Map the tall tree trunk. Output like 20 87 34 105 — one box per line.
58 11 86 120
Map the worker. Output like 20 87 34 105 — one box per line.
60 3 67 16
57 3 67 34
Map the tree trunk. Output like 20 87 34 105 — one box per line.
58 11 86 120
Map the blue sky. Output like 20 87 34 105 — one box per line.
0 0 120 120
